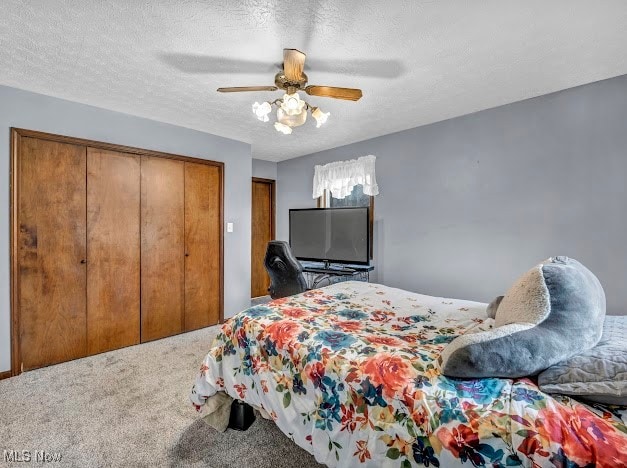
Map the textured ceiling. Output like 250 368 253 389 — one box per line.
1 1 627 162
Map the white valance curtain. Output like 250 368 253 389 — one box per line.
312 155 379 200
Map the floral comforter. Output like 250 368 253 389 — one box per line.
190 282 627 467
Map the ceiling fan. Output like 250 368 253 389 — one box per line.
217 49 363 134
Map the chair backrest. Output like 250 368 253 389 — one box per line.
264 241 308 299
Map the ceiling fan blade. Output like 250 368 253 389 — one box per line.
217 86 278 93
305 86 363 101
283 49 306 81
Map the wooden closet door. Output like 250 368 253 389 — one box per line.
87 148 140 354
251 179 275 298
18 137 87 370
184 162 221 331
141 156 185 341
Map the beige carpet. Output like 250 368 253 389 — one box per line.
0 326 320 468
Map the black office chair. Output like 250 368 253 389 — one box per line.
264 241 309 299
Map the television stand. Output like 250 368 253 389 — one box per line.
300 261 374 289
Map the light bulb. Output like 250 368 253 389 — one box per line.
286 96 299 110
252 101 271 122
274 122 292 134
280 93 305 116
311 107 330 128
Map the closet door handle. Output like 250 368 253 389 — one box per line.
80 259 87 264
185 252 190 257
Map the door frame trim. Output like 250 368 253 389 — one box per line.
251 177 276 297
10 128 225 377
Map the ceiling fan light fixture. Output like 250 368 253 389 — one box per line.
311 107 330 128
221 48 362 134
274 122 292 134
252 101 272 122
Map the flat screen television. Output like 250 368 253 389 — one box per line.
289 207 370 265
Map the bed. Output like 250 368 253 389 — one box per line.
190 282 627 467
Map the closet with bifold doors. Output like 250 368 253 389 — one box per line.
11 129 223 374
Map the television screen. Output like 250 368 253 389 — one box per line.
289 207 369 265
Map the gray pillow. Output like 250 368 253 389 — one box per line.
440 256 606 378
538 316 626 405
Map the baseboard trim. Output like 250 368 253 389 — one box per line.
0 370 12 380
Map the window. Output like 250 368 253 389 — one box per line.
318 184 374 259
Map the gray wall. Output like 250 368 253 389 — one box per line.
252 158 277 180
0 85 252 373
277 74 627 316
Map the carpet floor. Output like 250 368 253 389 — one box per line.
0 326 321 468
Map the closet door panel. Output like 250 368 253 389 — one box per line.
87 148 141 354
184 162 221 331
18 137 87 370
141 156 185 341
